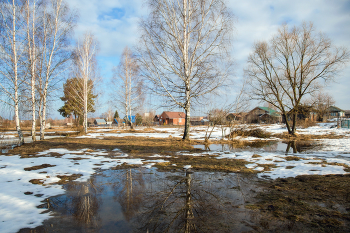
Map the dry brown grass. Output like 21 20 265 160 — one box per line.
8 136 196 157
5 136 258 173
228 127 272 139
275 132 344 140
250 174 350 232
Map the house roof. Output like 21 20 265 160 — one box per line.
329 106 344 112
95 119 106 124
162 111 186 119
253 107 280 117
227 113 242 117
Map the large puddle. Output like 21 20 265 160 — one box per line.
19 169 262 232
193 141 316 153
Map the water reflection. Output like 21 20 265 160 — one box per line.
112 168 145 221
285 141 297 153
134 171 237 232
194 141 314 154
46 178 102 231
23 169 260 232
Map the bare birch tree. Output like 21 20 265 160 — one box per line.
24 0 39 141
113 46 144 127
36 0 75 140
138 0 234 139
71 33 99 134
0 0 26 144
246 22 349 135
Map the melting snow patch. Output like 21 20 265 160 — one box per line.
0 148 164 233
143 163 155 169
245 164 257 169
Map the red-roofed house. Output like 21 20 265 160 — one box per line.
159 111 186 125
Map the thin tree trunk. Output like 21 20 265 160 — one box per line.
291 113 297 135
183 103 190 140
40 91 48 139
283 113 292 134
12 0 24 144
28 0 37 142
182 0 190 140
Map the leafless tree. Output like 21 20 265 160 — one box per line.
0 0 26 144
309 91 335 122
36 0 76 140
246 22 349 135
71 32 99 134
138 0 234 140
24 0 39 141
112 47 144 126
204 82 250 141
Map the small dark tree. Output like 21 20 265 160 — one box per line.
135 113 142 126
58 77 97 125
114 110 119 119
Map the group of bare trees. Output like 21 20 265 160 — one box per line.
112 1 349 139
246 22 349 135
2 0 349 142
0 0 76 143
112 47 144 127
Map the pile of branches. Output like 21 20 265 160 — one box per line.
227 127 271 139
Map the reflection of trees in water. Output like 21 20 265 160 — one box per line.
134 171 236 233
47 178 102 231
38 168 262 232
111 168 145 221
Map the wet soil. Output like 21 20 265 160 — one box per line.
249 174 350 232
1 133 349 232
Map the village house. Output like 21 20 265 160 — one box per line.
94 119 107 125
159 111 186 125
327 106 345 119
190 116 209 125
245 107 281 124
226 113 246 122
345 110 350 118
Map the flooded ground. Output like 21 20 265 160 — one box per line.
0 131 349 232
18 168 350 233
193 141 316 154
19 169 262 233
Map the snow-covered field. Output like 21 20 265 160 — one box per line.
1 123 350 232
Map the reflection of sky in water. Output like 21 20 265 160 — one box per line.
32 169 260 232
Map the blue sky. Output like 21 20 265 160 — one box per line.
48 0 350 119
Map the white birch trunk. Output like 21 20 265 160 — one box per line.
27 0 37 141
183 0 190 139
12 0 24 144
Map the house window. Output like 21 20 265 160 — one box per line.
179 118 182 123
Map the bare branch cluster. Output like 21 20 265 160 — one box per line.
0 0 76 141
112 46 144 123
138 0 234 139
246 22 349 134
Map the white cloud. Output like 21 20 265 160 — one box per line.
67 0 148 57
50 0 349 119
227 0 350 110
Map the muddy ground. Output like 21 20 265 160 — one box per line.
2 133 350 232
